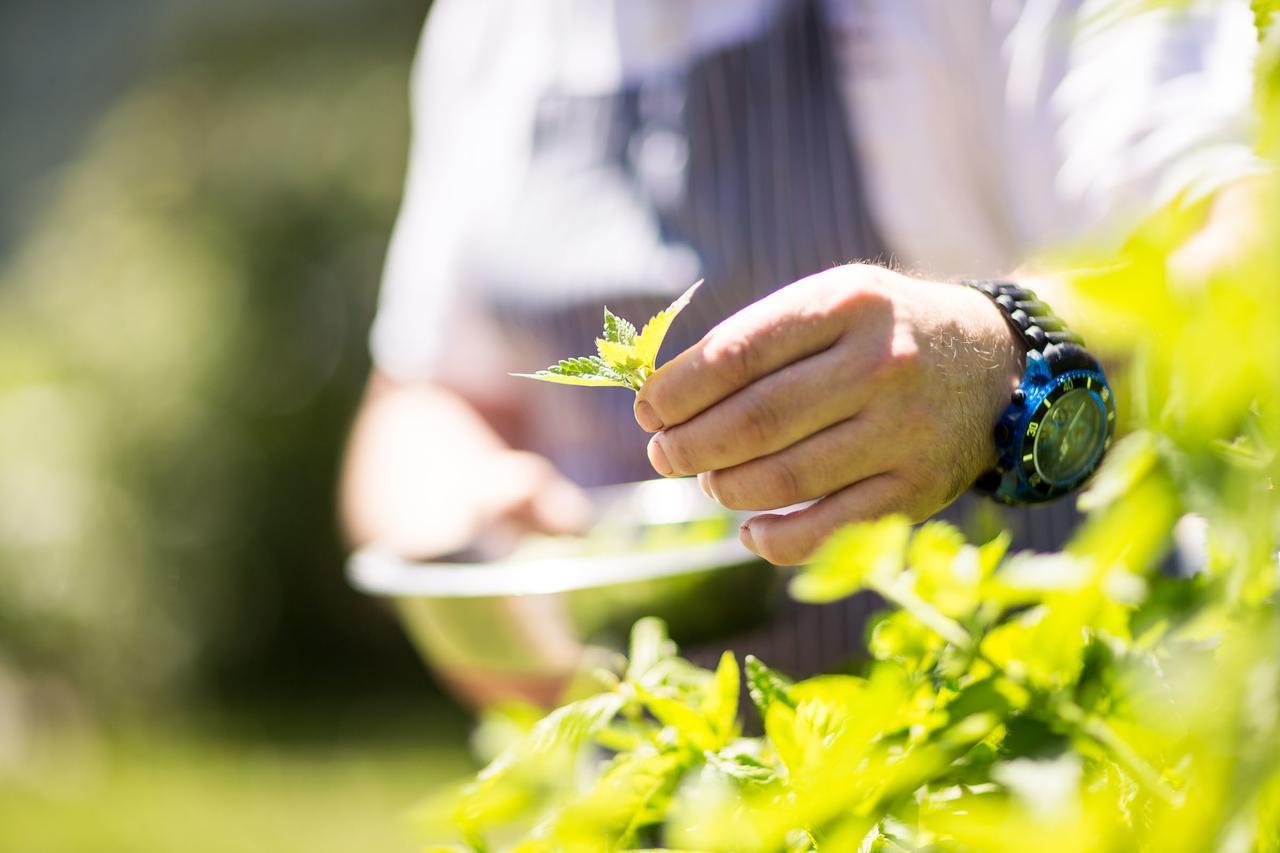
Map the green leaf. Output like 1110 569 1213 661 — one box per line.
636 686 720 752
515 280 702 393
907 521 986 619
705 745 779 786
944 678 1011 727
596 337 643 371
633 280 702 369
603 307 637 345
703 651 741 739
790 514 912 603
456 692 627 833
511 355 635 389
627 617 675 683
546 748 689 847
745 655 795 716
979 605 1088 692
868 610 945 673
764 701 805 776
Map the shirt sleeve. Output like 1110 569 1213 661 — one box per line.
369 0 552 382
997 0 1266 255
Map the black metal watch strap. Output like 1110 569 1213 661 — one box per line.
962 280 1084 353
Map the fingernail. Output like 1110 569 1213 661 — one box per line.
697 472 713 499
647 435 673 476
739 522 756 552
634 399 663 432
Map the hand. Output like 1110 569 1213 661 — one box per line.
342 376 592 559
633 264 1025 565
462 449 595 557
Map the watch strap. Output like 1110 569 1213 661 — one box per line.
962 280 1084 352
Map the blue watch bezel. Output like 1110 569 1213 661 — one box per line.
988 345 1116 504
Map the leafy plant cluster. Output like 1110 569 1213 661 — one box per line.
425 14 1280 853
515 282 701 391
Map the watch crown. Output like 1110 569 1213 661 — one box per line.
1011 389 1026 405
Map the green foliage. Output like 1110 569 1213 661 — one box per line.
515 281 702 391
428 13 1280 851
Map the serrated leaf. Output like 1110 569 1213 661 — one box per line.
603 307 638 345
633 280 702 369
516 280 703 393
746 655 795 716
512 355 636 389
790 515 912 603
596 337 643 369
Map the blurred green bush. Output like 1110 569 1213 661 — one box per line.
0 2 436 712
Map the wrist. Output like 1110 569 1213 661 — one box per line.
961 280 1116 504
950 280 1028 439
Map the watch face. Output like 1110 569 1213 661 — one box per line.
1032 387 1106 486
1020 373 1115 497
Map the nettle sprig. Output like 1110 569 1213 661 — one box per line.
513 281 702 391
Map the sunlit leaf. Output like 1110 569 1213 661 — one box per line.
745 655 795 716
633 280 702 370
511 355 635 389
703 651 741 740
515 280 702 393
627 616 675 683
790 514 912 603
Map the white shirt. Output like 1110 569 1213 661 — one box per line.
371 0 1260 384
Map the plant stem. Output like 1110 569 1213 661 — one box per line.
873 576 974 651
1053 698 1184 808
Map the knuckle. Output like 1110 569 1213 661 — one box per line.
702 334 756 387
838 262 893 296
712 459 803 511
738 393 781 446
706 469 748 510
658 432 695 474
641 382 673 423
842 262 890 291
765 459 804 505
819 266 897 327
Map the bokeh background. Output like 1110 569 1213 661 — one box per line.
0 1 475 850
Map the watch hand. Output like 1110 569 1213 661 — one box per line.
1065 403 1088 440
1057 403 1090 462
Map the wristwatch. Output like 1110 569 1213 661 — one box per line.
964 280 1116 505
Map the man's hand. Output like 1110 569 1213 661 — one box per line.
633 264 1025 565
342 374 592 559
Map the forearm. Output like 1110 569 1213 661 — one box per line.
340 372 509 555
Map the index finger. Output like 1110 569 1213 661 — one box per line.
635 270 856 431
